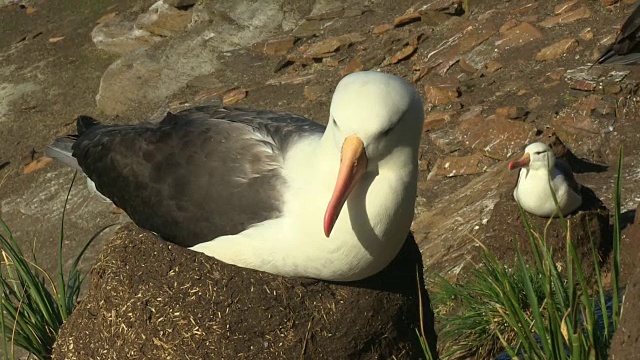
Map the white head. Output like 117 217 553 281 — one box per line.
508 142 555 172
322 71 425 236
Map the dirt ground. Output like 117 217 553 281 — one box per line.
2 0 640 358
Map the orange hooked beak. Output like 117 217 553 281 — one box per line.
508 152 531 171
323 135 368 237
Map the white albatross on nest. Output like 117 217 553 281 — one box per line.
508 142 582 217
45 71 426 282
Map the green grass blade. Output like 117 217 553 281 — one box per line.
612 147 623 330
57 172 77 320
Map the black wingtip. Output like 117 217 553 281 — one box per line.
595 49 618 65
76 115 101 135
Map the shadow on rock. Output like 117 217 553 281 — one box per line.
53 224 438 360
546 131 609 174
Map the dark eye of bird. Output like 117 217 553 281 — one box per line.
332 117 339 128
534 150 546 155
382 127 393 137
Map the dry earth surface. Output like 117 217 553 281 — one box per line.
1 0 640 358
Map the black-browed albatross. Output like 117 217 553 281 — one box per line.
508 142 582 217
45 71 425 282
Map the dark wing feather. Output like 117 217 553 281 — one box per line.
554 159 581 195
597 3 640 64
72 105 324 247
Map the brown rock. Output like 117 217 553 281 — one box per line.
495 106 526 119
302 33 365 58
548 68 565 81
373 23 394 34
91 15 163 55
425 84 460 105
554 0 578 14
136 1 192 37
303 85 326 102
263 36 296 56
528 96 542 109
458 21 498 53
459 106 483 122
538 6 592 28
265 73 316 86
601 0 619 5
424 0 455 11
96 12 118 25
284 55 314 66
485 60 503 73
553 111 600 134
322 57 341 67
434 52 462 76
221 88 247 105
605 84 622 94
341 57 363 76
193 85 232 103
579 28 594 41
52 224 434 360
389 45 417 64
393 12 421 27
499 19 518 34
456 115 537 160
306 7 366 21
595 97 616 115
420 10 451 26
423 110 458 132
458 58 477 73
570 79 596 91
544 81 561 89
429 128 464 153
495 22 543 50
535 38 579 61
23 156 53 175
434 153 491 177
292 20 324 37
573 95 600 115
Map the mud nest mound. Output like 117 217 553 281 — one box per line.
53 223 436 359
483 182 611 282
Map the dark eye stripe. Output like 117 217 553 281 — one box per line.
382 127 393 137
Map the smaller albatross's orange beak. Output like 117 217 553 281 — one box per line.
323 135 368 237
508 152 531 171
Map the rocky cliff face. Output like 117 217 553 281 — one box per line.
2 0 640 357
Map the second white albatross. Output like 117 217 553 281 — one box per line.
508 142 582 217
45 71 425 282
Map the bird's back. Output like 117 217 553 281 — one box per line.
60 106 325 247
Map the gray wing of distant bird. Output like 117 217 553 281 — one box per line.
45 106 325 247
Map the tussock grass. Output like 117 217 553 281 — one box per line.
0 173 113 359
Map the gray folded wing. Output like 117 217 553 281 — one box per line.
71 106 324 247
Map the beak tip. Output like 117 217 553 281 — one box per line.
323 212 334 238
